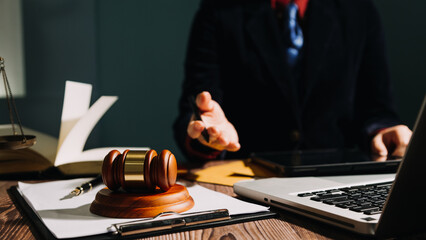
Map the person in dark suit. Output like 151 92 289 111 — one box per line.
173 0 412 161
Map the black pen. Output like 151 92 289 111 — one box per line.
188 95 209 142
70 175 103 196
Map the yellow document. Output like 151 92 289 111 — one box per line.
189 160 276 186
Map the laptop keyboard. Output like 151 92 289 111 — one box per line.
297 181 393 215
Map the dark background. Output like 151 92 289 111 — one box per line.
1 0 425 164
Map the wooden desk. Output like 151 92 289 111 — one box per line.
1 180 374 240
2 157 425 240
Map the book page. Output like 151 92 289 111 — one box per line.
57 81 92 149
54 81 150 167
54 95 118 166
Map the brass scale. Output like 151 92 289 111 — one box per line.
0 57 36 150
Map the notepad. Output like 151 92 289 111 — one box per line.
16 179 270 239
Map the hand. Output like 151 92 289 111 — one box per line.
371 125 412 158
187 91 241 152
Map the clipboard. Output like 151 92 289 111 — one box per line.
8 185 277 240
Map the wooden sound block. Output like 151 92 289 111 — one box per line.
90 184 194 218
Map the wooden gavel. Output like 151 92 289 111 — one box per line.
102 149 177 192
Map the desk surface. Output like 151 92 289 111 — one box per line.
0 182 362 240
0 161 424 240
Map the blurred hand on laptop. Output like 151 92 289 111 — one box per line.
371 125 412 159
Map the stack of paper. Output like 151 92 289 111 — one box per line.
18 178 269 239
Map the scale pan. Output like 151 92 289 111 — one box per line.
0 135 36 150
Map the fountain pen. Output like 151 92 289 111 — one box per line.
70 175 103 196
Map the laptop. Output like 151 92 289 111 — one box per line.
234 95 426 237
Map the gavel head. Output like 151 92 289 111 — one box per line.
102 149 177 192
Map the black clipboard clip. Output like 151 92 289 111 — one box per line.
108 209 230 236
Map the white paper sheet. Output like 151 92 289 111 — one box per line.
18 179 269 239
55 81 120 166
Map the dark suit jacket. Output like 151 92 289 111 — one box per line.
174 0 400 160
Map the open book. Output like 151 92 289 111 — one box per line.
0 81 148 176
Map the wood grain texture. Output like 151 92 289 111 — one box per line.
102 149 177 192
2 161 426 239
90 184 194 218
0 181 35 240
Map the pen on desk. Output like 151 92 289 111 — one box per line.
109 209 230 236
70 175 103 197
188 95 210 142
